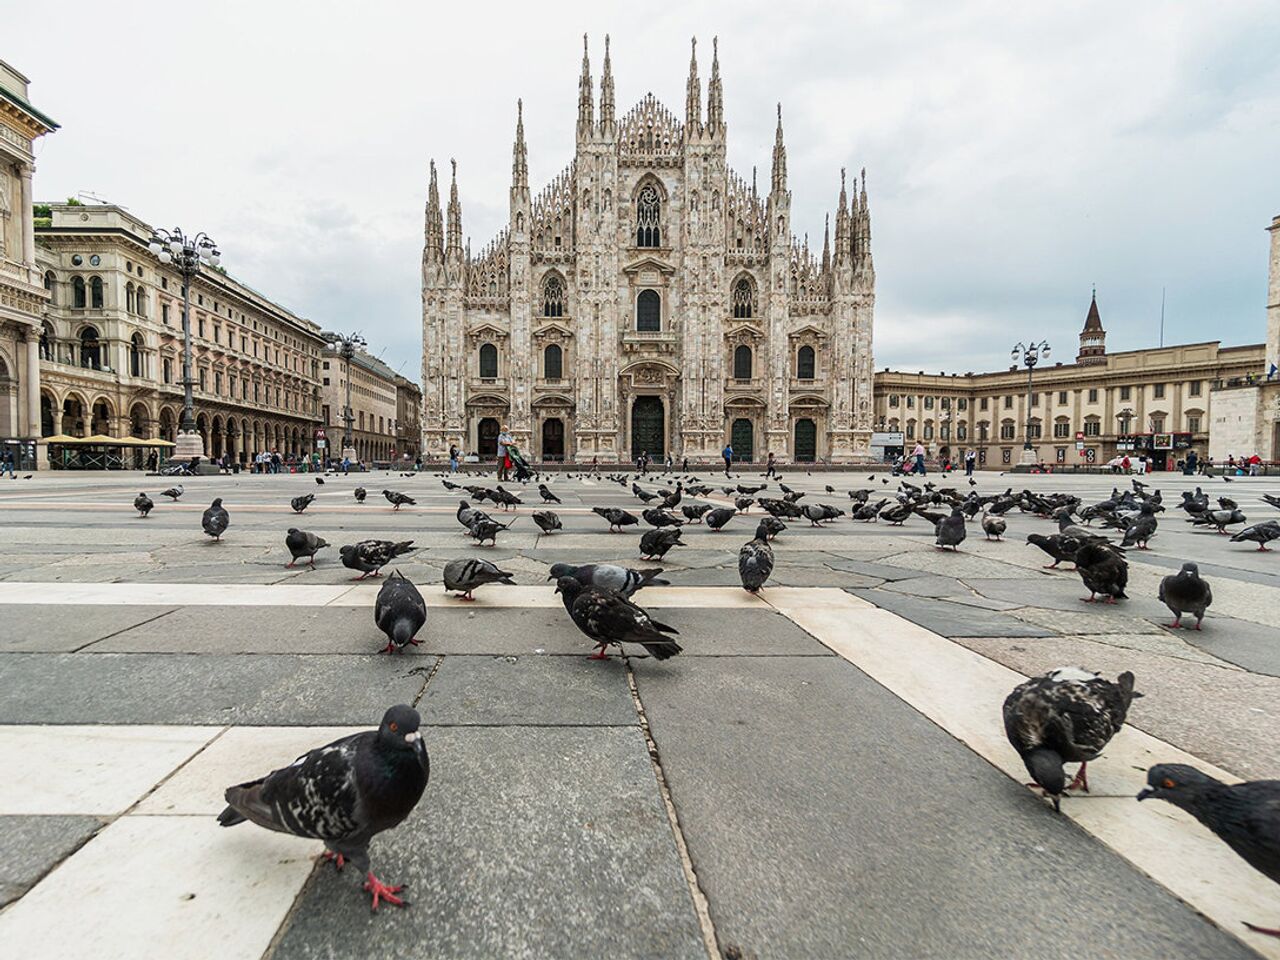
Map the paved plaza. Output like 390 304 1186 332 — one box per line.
0 465 1278 959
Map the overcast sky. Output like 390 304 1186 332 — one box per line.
9 1 1278 378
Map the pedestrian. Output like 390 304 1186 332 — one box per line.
497 425 513 481
666 453 674 471
449 443 459 473
766 451 777 479
415 454 422 472
1121 454 1131 474
912 440 926 476
682 456 689 473
722 443 733 477
0 447 13 478
964 449 976 476
272 451 281 474
1249 453 1262 477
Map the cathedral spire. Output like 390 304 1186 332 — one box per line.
512 99 528 192
599 34 615 130
446 158 462 258
685 37 702 134
771 103 787 194
854 167 872 267
425 159 444 263
751 166 758 199
821 213 831 274
707 36 723 131
577 34 594 135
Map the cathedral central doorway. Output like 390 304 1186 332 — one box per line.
731 418 754 462
795 418 817 462
541 417 565 461
478 417 499 458
631 396 664 459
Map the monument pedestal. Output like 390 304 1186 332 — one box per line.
1018 446 1039 466
173 430 205 462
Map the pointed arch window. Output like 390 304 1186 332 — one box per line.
543 274 565 317
732 277 755 318
797 344 816 380
636 185 661 248
733 345 753 380
479 343 498 379
544 343 563 380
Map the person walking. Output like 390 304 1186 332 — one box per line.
449 443 459 473
964 449 976 476
722 443 734 477
665 453 674 471
766 451 778 479
497 425 513 481
681 456 689 473
912 441 926 476
0 447 13 478
146 449 158 474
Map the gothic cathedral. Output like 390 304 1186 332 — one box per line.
421 36 875 463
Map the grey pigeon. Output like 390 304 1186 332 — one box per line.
758 516 786 540
532 510 562 534
315 476 325 485
538 483 561 504
935 508 966 551
642 507 684 528
1158 562 1212 630
285 528 329 568
1231 520 1280 551
639 526 684 560
554 577 682 661
218 704 429 911
202 498 229 541
1120 502 1158 549
291 493 315 514
1139 764 1280 936
980 512 1005 540
1004 667 1140 811
134 492 153 517
383 489 415 510
340 540 416 580
467 516 513 546
443 558 515 599
1075 540 1128 603
546 563 669 597
705 506 737 531
681 503 713 524
354 486 367 503
738 522 775 593
592 506 639 532
374 572 427 653
161 485 183 501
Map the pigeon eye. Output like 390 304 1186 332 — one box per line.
1162 778 1175 789
389 722 398 733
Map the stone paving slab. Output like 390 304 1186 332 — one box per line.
1180 617 1280 677
633 655 1253 960
850 589 1053 638
271 726 706 960
0 604 176 652
0 654 433 725
0 815 102 906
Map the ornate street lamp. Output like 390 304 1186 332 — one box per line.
147 227 220 463
321 330 366 462
1010 340 1050 465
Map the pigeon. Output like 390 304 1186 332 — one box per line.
291 493 315 514
980 512 1006 540
734 496 754 513
218 704 429 911
554 577 682 661
738 522 775 593
546 563 669 597
592 506 639 532
532 510 562 534
640 527 684 560
456 500 484 530
1075 540 1128 603
374 572 427 653
758 516 787 540
935 509 967 551
202 498 229 541
681 503 713 524
705 506 737 531
1192 507 1246 534
134 492 153 518
340 540 416 580
1138 764 1280 937
468 516 513 546
1004 667 1140 811
443 558 515 599
161 485 183 501
315 476 325 485
1231 520 1280 551
383 489 415 510
538 483 561 504
1026 532 1086 569
285 528 330 568
1120 503 1158 550
1158 562 1212 630
642 507 684 528
354 487 367 503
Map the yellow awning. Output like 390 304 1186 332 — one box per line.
41 434 79 443
82 434 124 444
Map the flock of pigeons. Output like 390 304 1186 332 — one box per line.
129 467 1280 932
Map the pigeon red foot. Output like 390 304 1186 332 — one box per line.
589 646 609 660
1067 762 1090 793
363 871 407 911
379 638 421 654
322 851 345 871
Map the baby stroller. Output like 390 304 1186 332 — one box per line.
507 444 533 482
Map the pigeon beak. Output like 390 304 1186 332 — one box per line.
404 731 421 744
1136 787 1154 802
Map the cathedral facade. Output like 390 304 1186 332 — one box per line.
421 37 875 463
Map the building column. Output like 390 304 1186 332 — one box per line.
23 327 40 438
20 166 36 270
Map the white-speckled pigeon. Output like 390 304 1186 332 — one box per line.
554 576 682 661
340 540 416 580
134 492 153 517
738 522 775 593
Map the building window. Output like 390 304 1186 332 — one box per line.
978 421 989 441
162 303 170 325
924 423 934 440
734 345 753 379
958 398 967 411
797 345 815 380
198 369 207 392
1120 386 1131 401
888 394 900 408
1087 388 1099 403
215 371 223 395
90 276 104 309
323 377 330 387
479 343 498 379
163 358 172 383
979 397 989 411
72 276 87 308
1000 421 1016 440
80 327 102 370
1153 383 1166 399
1150 415 1165 432
636 184 661 247
198 318 206 338
543 275 565 317
906 420 916 440
136 288 148 318
544 343 563 379
636 290 661 331
957 422 967 440
1003 395 1013 409
1028 420 1042 439
732 277 755 318
1058 391 1068 404
906 395 915 408
924 396 934 410
126 283 136 314
1053 420 1070 438
1189 380 1202 397
130 334 144 377
1187 415 1202 433
1084 418 1101 437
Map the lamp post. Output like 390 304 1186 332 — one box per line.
322 331 366 463
1010 340 1050 466
147 227 220 463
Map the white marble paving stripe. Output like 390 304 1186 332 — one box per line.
0 582 771 609
765 589 1280 959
